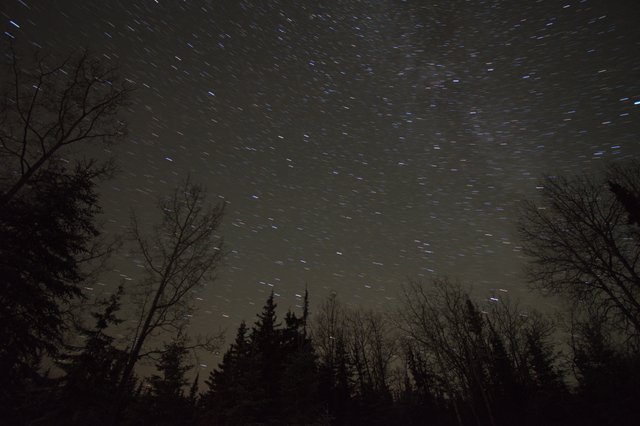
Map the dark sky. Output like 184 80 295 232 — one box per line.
3 0 640 368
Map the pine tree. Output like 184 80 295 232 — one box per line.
201 321 256 425
52 288 128 425
0 165 107 419
138 339 194 426
249 292 284 424
202 292 324 425
280 301 323 424
0 45 129 421
150 342 191 399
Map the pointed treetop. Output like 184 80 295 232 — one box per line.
253 291 280 336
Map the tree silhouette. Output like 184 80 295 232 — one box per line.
570 313 640 426
518 163 640 337
50 288 128 425
200 321 254 425
248 291 284 424
0 43 130 207
139 339 195 426
0 167 102 398
118 178 225 403
607 162 640 227
202 292 324 425
314 293 355 425
280 294 323 424
397 278 568 426
0 44 129 422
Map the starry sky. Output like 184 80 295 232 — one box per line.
2 0 640 366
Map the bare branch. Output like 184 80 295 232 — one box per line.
119 178 225 392
0 44 132 208
518 163 640 337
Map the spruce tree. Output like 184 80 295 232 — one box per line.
0 45 129 421
0 166 106 414
281 303 322 424
250 292 284 424
53 288 128 425
201 321 255 425
138 339 194 426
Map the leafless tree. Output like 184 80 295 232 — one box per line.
346 309 397 397
398 278 566 425
518 163 640 337
119 179 225 389
396 278 479 425
313 293 397 400
313 293 348 369
0 42 130 208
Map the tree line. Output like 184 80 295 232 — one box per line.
1 45 639 425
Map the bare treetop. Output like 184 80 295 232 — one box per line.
119 178 225 398
518 163 640 337
0 43 132 207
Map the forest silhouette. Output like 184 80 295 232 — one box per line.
1 46 640 426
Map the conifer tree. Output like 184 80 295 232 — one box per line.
201 321 255 425
48 288 128 425
280 297 323 424
203 292 326 425
249 292 284 423
138 339 194 426
150 341 191 400
0 44 128 422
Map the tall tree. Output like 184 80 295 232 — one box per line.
397 278 477 424
116 179 224 417
314 293 397 425
248 292 284 424
142 339 195 426
314 293 347 375
0 44 129 421
203 292 323 425
0 167 103 384
518 162 640 337
202 294 281 425
0 43 129 207
201 321 254 425
313 293 353 424
280 295 323 425
51 288 128 425
150 340 192 401
397 278 566 426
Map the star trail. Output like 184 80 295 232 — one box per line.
3 0 639 364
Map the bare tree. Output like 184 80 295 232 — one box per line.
313 293 397 404
119 179 225 390
346 309 396 398
518 163 640 337
398 278 565 426
397 278 479 425
0 43 130 208
313 293 348 369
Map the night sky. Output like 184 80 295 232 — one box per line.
3 0 640 368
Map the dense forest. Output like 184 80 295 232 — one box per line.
2 47 640 425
